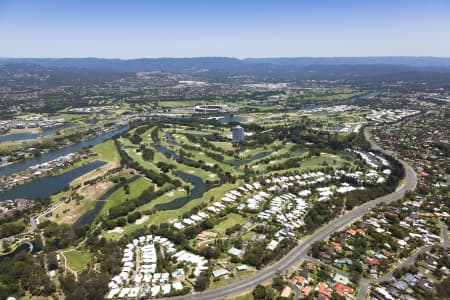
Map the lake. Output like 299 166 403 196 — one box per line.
153 171 207 211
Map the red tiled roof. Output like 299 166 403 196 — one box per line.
317 282 332 298
334 282 354 296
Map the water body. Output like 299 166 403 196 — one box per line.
226 151 272 168
0 126 129 177
153 171 207 211
0 124 72 142
218 116 243 124
0 242 37 263
155 144 195 165
164 131 181 146
0 160 106 201
73 175 140 228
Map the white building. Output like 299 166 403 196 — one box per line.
232 125 245 143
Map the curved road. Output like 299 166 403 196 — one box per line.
167 127 417 300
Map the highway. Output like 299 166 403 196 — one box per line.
167 127 417 300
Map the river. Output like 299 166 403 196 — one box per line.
0 124 73 142
0 126 128 177
0 160 106 201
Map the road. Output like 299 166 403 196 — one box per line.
376 245 435 283
167 127 417 300
440 223 449 250
356 279 370 300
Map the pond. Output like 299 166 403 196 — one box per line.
73 175 141 228
164 131 181 146
0 242 37 263
226 151 272 169
153 171 208 211
217 116 243 124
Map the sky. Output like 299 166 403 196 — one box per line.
0 0 449 58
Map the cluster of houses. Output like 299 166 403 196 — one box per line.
0 116 65 134
317 202 444 279
174 183 263 230
69 105 119 113
0 153 83 192
351 149 390 169
374 247 449 300
0 198 33 219
257 192 307 230
289 261 356 299
107 235 206 299
334 122 364 134
365 109 420 124
174 151 392 249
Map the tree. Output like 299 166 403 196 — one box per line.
436 277 450 299
253 285 267 300
194 273 209 291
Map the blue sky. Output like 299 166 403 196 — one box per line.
0 0 449 58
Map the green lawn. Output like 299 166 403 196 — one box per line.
212 213 245 236
100 176 154 216
64 249 92 272
92 139 120 165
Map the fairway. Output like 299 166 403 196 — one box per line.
64 249 92 272
212 213 245 236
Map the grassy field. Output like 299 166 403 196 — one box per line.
212 213 245 236
63 249 92 272
100 176 153 216
91 139 120 166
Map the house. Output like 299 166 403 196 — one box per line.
281 286 291 298
365 257 380 266
334 282 354 296
317 282 332 298
295 275 307 286
301 285 312 297
212 269 229 278
333 273 350 285
228 247 242 257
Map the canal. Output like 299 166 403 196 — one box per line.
0 160 107 201
0 126 128 177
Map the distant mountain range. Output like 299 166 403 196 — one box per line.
1 57 450 84
1 57 450 73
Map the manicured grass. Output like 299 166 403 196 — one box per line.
100 176 153 215
212 213 245 236
64 249 92 272
91 139 120 165
136 187 186 212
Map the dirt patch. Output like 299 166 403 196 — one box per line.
135 215 149 225
107 227 124 234
187 170 195 174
